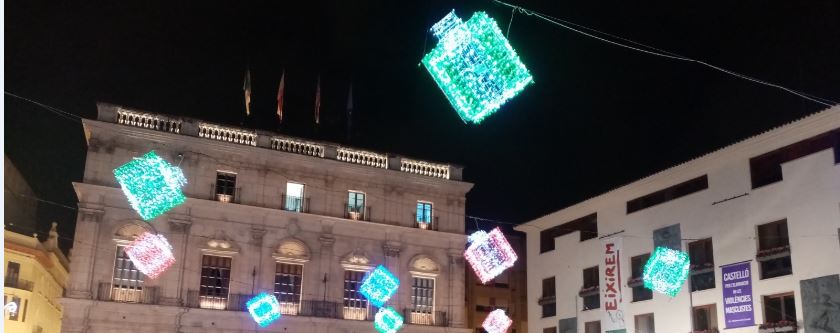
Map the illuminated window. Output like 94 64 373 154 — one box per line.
200 255 232 310
273 263 303 315
215 172 237 203
343 270 369 320
410 277 435 324
284 182 305 212
112 245 144 302
416 201 433 225
347 191 366 220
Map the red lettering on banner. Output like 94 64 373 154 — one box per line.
605 243 615 254
605 299 618 310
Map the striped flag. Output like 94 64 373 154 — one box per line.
277 70 286 123
314 75 321 125
243 69 252 116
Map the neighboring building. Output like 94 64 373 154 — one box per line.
516 106 840 333
466 221 528 333
5 155 39 233
61 103 474 333
4 223 71 333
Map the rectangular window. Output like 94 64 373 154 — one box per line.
215 172 237 203
410 277 435 324
635 313 655 333
5 262 20 285
543 327 556 333
347 191 366 220
7 296 21 321
584 321 601 333
199 255 232 310
626 175 709 214
343 270 368 320
757 220 792 279
582 266 600 310
274 263 303 315
416 201 433 225
631 253 653 302
539 213 598 253
284 182 305 212
112 245 144 302
693 304 718 331
763 293 796 323
689 238 716 291
541 277 556 318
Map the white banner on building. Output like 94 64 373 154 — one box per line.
601 236 626 333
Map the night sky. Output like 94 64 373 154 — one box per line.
6 1 840 250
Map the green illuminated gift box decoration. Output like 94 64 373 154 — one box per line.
422 10 534 124
113 151 187 221
642 246 691 297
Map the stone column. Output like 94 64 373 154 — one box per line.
66 203 104 299
318 233 336 301
250 226 268 292
159 215 191 306
448 249 467 328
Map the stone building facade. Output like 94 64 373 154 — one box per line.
61 103 474 333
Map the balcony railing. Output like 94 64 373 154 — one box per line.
4 277 33 291
198 123 257 146
281 194 310 213
412 214 440 231
271 137 324 158
96 282 159 304
336 148 387 168
117 109 182 133
186 290 253 311
345 203 371 221
403 309 448 326
211 184 241 204
400 158 449 179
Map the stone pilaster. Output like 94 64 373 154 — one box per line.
383 240 402 307
66 203 104 299
159 216 191 306
318 233 336 301
448 249 467 328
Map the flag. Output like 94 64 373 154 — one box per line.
277 70 285 123
243 69 252 116
346 83 353 140
314 75 321 125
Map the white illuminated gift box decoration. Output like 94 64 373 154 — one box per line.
124 232 176 279
464 227 518 284
482 309 513 333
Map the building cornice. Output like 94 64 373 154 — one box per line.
517 105 840 231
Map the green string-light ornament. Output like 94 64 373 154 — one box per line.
642 246 691 297
113 151 187 221
422 10 534 124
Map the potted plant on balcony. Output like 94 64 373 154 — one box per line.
758 320 797 332
756 245 791 261
578 285 599 297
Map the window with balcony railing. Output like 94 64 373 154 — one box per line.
200 255 232 309
693 304 718 332
416 201 433 227
757 220 792 279
111 245 144 302
284 182 306 212
689 238 716 291
346 191 367 221
215 172 237 203
630 253 652 302
581 266 600 310
274 263 303 315
343 270 369 320
410 277 435 324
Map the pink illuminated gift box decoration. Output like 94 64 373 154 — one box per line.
125 232 176 279
482 309 513 333
464 227 518 284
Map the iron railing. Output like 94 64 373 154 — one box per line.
96 282 159 304
4 277 34 291
186 290 252 311
211 184 241 204
403 309 448 326
281 194 310 213
412 214 440 231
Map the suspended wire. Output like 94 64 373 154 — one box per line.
506 7 515 37
491 0 838 107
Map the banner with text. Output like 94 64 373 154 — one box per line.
601 237 626 332
721 261 755 329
